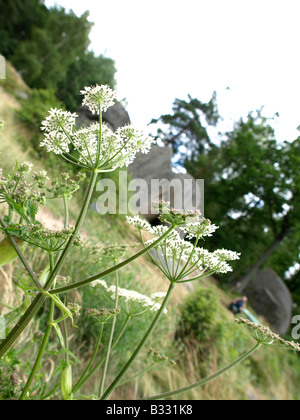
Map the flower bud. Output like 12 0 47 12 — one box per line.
61 364 73 400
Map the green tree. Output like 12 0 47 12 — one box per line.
56 51 116 111
151 100 300 297
201 112 300 292
0 1 116 110
11 7 92 90
150 93 219 166
0 0 48 57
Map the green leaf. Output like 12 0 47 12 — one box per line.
52 323 65 349
0 237 26 268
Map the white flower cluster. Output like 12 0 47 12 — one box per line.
126 215 153 231
40 108 77 155
91 280 167 314
213 249 241 261
80 84 117 114
182 220 219 239
40 86 155 170
126 214 240 280
192 248 238 274
73 123 153 169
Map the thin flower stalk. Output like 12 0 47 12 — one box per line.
100 283 175 400
72 316 131 394
48 224 176 295
144 343 261 400
0 216 42 290
98 269 119 397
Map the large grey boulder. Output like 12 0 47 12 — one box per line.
244 267 293 334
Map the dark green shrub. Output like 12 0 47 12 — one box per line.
175 286 224 359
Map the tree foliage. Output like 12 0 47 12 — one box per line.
151 100 300 297
203 113 300 287
56 52 117 111
0 0 116 109
150 93 219 166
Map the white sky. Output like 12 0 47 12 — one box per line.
45 0 300 142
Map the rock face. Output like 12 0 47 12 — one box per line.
244 268 293 334
129 145 203 220
76 103 131 130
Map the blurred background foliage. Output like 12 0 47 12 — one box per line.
0 0 116 110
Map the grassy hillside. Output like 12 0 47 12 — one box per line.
0 64 299 400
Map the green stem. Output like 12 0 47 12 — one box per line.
95 103 102 167
0 171 98 359
63 195 69 229
19 301 54 400
100 282 175 400
144 343 261 400
49 225 177 295
73 316 130 394
44 171 98 291
0 216 42 290
117 362 157 387
98 269 119 398
63 308 69 364
75 323 104 392
0 293 46 358
19 253 56 400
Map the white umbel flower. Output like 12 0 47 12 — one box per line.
40 86 156 170
182 219 219 239
192 247 235 273
40 131 71 155
213 249 241 261
117 125 154 156
40 108 77 155
151 292 167 300
91 280 167 314
80 84 117 114
126 215 153 232
41 108 77 134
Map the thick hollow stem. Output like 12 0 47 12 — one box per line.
19 253 56 400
